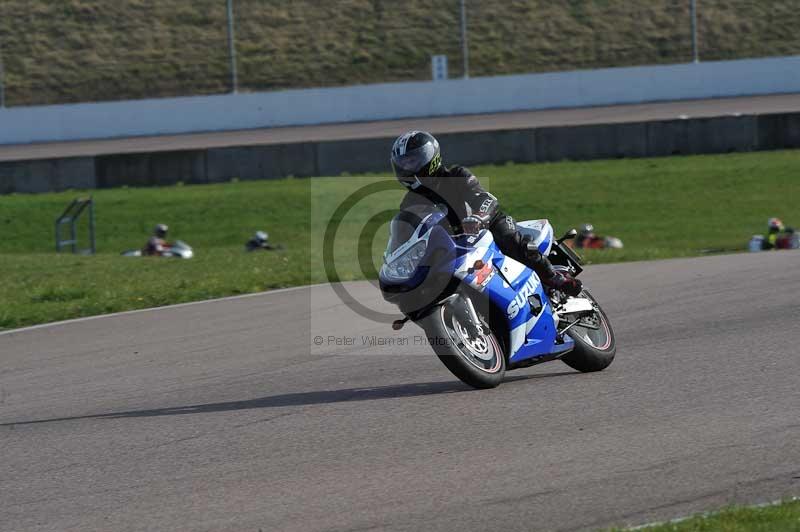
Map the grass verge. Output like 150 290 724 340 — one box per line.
1 150 798 330
612 498 800 531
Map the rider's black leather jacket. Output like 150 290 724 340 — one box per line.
399 165 556 279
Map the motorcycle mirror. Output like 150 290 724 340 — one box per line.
558 229 578 244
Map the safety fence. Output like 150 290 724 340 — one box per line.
0 0 799 107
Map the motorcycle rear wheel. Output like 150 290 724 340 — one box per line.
560 289 616 372
420 301 505 389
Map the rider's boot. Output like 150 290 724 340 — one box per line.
522 242 583 297
490 214 583 297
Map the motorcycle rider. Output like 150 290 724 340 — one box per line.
575 223 596 249
390 131 582 296
143 223 170 256
245 230 274 252
762 217 785 250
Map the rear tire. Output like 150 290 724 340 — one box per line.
419 302 505 389
560 290 616 372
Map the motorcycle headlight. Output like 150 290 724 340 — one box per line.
381 241 428 281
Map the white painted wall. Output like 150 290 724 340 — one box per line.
2 56 800 145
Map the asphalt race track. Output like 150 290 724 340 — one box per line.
2 251 799 531
1 93 800 162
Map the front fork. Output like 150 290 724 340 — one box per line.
395 290 486 340
454 292 485 338
392 290 482 337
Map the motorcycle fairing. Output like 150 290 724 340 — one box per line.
381 211 454 295
516 219 554 256
451 231 574 364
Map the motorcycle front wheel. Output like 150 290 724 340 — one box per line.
419 299 505 389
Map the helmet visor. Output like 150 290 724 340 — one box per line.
392 142 437 177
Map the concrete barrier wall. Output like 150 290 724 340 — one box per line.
0 157 96 194
2 56 800 145
2 111 800 194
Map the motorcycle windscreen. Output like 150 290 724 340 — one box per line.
385 204 447 255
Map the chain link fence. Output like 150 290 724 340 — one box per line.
1 0 799 108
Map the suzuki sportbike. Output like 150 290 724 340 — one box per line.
379 205 615 389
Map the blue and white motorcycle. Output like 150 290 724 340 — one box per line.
379 204 615 389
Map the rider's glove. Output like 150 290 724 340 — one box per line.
542 271 583 297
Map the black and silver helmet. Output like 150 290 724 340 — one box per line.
154 223 169 238
390 131 442 189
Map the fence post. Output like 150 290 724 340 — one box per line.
88 197 96 254
460 0 469 78
690 0 699 63
226 0 239 93
0 51 6 107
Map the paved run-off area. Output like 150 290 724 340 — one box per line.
1 250 799 531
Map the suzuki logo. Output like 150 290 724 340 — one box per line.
506 275 540 319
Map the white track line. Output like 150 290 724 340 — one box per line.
0 283 327 337
627 496 799 530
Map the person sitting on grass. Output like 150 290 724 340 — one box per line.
245 230 279 252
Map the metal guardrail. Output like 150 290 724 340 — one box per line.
55 197 96 254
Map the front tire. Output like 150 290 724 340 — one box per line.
419 302 506 389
